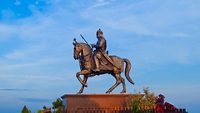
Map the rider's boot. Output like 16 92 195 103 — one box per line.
93 56 100 72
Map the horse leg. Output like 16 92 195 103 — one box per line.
76 70 91 87
77 76 88 94
120 76 126 93
106 73 121 94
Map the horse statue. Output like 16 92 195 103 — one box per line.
73 39 134 94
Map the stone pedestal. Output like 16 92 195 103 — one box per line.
61 94 143 113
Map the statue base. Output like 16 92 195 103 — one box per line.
61 94 143 113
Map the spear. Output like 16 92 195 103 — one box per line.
80 34 91 48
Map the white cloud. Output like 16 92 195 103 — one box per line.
0 24 18 40
96 0 105 3
82 0 200 38
4 45 44 60
88 1 111 9
0 73 71 90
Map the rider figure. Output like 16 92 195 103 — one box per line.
91 29 107 72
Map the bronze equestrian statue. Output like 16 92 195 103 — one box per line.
73 29 134 94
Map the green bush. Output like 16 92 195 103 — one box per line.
130 87 156 113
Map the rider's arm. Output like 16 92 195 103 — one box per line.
91 44 96 48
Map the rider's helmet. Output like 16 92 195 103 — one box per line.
96 29 103 35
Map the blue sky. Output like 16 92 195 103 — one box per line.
0 0 200 113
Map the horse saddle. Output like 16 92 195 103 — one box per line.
99 52 120 69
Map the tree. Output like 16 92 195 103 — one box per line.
21 105 31 113
52 98 64 113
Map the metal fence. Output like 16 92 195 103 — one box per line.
66 107 187 113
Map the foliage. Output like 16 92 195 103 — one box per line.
52 98 63 109
130 87 156 113
132 100 141 113
36 110 42 113
24 98 64 113
140 87 156 106
52 98 64 113
21 105 31 113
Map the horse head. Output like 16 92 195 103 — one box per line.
73 38 82 60
73 38 92 60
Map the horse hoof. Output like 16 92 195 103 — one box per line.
120 91 126 94
106 91 110 94
76 92 82 95
84 84 88 87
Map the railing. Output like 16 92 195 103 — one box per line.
66 107 187 113
76 107 132 113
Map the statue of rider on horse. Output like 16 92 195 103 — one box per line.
73 29 134 94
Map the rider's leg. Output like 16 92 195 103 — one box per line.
93 55 100 72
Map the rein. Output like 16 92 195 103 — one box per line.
75 43 92 63
82 51 91 58
79 50 92 62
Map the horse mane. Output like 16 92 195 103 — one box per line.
78 42 92 52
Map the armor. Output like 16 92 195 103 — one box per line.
92 29 119 72
92 29 107 72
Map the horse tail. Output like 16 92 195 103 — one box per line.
123 58 134 85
